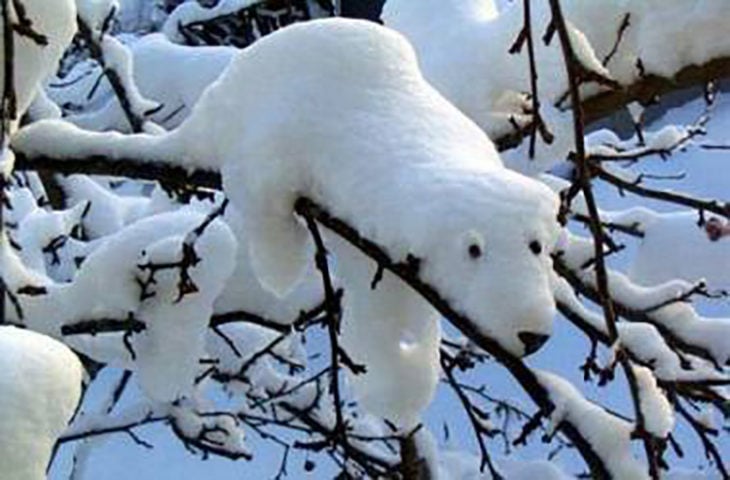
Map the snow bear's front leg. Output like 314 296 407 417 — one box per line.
244 203 311 298
335 237 441 430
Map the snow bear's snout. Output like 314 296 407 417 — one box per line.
517 331 550 355
507 292 556 357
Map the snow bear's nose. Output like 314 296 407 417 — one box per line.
517 331 550 356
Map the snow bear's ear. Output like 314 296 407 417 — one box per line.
247 213 310 298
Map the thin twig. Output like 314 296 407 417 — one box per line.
547 1 660 476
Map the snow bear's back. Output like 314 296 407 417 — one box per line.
179 18 502 174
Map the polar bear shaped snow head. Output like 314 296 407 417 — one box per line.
179 18 562 357
413 169 561 356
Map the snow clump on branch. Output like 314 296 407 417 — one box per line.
0 0 76 136
0 326 84 480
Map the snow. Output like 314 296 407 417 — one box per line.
14 15 562 430
77 0 120 31
560 230 730 366
536 370 649 480
205 322 289 384
382 0 537 142
213 205 323 325
68 3 162 133
116 0 168 33
646 125 687 151
8 191 87 275
5 4 729 477
170 406 250 457
162 0 259 44
633 2 730 78
566 20 612 82
617 323 725 383
0 326 83 480
552 272 608 336
632 365 674 438
11 19 564 431
0 0 77 134
59 175 151 238
133 216 237 401
26 87 63 122
334 235 441 430
12 119 202 170
9 207 237 402
628 102 645 125
98 34 160 120
383 0 730 171
69 34 235 131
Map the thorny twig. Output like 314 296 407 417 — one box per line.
601 13 631 67
509 0 553 158
299 207 352 458
673 396 729 479
441 350 502 479
593 164 730 220
76 9 159 133
547 0 661 476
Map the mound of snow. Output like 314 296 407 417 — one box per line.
0 326 83 480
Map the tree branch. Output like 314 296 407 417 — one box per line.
495 55 730 152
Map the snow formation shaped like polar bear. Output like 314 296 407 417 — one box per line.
0 326 83 480
177 17 562 358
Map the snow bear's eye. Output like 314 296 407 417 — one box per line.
461 230 485 260
468 243 483 259
529 240 542 256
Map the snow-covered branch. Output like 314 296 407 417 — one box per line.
75 3 160 132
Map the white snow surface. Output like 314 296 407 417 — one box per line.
334 235 441 430
98 34 160 121
561 232 730 366
8 207 237 402
6 187 87 276
536 370 649 480
633 365 674 438
0 326 83 480
1 0 77 133
77 0 120 30
16 17 562 428
59 175 151 238
383 0 730 171
8 9 728 477
618 323 726 383
134 220 236 401
68 34 235 131
213 205 323 324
